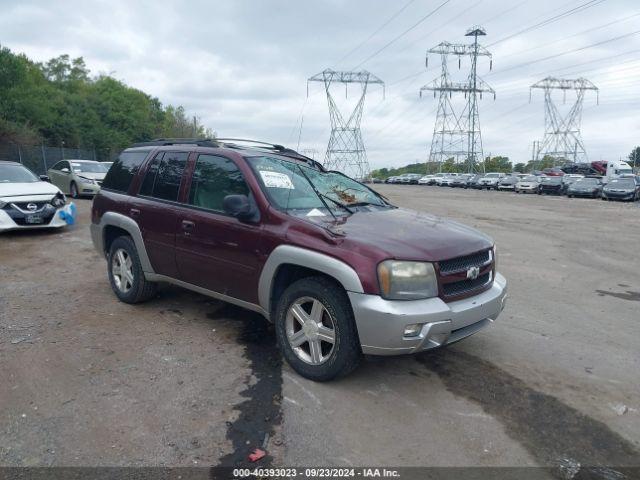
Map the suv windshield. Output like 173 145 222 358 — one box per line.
0 163 40 183
608 178 634 187
543 177 562 184
576 178 599 185
71 162 109 173
248 156 388 217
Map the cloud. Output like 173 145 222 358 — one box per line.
1 0 638 169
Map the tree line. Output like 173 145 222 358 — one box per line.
0 46 214 157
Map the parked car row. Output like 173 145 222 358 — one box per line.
384 172 640 202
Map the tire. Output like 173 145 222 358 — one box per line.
274 276 361 381
107 236 157 304
568 194 572 198
70 181 79 199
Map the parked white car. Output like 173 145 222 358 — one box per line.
477 172 506 189
515 175 541 194
0 161 76 232
435 173 459 186
418 175 436 185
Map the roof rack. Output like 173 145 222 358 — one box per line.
127 137 325 171
217 138 325 171
129 138 219 148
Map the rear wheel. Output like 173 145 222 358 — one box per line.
275 276 361 381
107 236 157 304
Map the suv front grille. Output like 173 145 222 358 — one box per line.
437 248 494 300
439 249 491 275
442 272 492 297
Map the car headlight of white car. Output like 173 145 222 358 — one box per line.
51 192 66 208
377 260 438 300
78 177 96 185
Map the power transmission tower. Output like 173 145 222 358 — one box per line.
530 77 598 164
420 26 495 173
300 148 320 160
308 69 384 180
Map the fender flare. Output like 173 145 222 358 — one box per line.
97 212 155 274
258 245 364 318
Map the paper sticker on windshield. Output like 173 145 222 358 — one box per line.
306 208 326 217
259 170 294 189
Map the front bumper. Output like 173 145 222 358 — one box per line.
570 190 599 197
348 272 507 355
78 182 101 195
603 191 634 200
0 203 76 232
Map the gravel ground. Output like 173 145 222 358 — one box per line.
1 186 639 475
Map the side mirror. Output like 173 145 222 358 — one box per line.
223 194 257 221
39 175 50 182
61 167 70 173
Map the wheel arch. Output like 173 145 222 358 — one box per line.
98 212 155 274
258 245 364 321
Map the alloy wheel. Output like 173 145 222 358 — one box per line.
111 248 134 293
285 296 336 365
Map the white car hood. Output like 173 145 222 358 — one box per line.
0 181 61 200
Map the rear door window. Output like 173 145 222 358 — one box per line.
138 151 188 202
139 153 163 197
187 154 249 212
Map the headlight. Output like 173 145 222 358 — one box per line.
377 260 438 300
51 192 66 208
79 177 95 184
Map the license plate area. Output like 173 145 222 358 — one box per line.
25 214 44 224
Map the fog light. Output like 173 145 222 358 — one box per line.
403 324 423 337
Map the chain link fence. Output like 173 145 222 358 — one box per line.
0 143 119 175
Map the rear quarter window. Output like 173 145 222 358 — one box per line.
101 150 151 193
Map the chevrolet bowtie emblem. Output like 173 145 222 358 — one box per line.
466 266 480 280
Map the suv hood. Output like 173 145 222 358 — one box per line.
334 208 493 261
0 181 61 198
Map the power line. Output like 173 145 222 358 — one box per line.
499 10 640 61
335 0 418 66
352 0 453 69
487 0 607 47
487 28 640 76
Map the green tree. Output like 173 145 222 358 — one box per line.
0 45 214 154
628 146 640 170
482 156 512 173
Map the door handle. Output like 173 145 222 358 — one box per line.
181 220 195 235
129 208 141 218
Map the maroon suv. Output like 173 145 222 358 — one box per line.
91 139 507 381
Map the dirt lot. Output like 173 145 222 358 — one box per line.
1 186 639 475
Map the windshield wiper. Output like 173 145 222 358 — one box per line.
345 201 385 208
319 194 354 214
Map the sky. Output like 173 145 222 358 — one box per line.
1 0 639 171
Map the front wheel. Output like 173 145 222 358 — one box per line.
70 182 79 199
274 276 361 381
